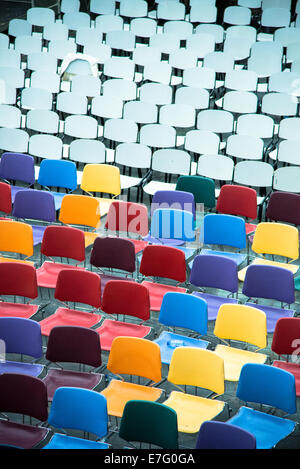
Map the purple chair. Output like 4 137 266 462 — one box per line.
0 373 48 449
196 421 256 449
0 153 35 202
0 317 44 377
90 236 136 294
242 264 295 333
12 189 56 245
151 190 196 219
190 255 238 321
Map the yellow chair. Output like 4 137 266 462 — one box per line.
163 348 226 434
101 337 163 418
59 194 101 248
0 220 34 265
239 222 299 281
213 304 268 382
80 164 121 217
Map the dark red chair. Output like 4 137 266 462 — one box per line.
95 280 151 351
0 373 48 449
0 182 12 219
216 185 258 235
0 262 39 319
36 225 86 291
39 269 102 336
272 317 300 396
43 326 103 400
140 245 187 311
266 192 300 226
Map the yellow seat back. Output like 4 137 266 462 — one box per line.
59 194 101 229
107 337 162 383
168 348 225 395
80 164 121 196
214 304 267 349
0 220 33 257
252 222 299 261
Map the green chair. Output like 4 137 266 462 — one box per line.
119 400 179 449
176 175 216 210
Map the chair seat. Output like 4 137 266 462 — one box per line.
43 368 103 400
98 274 135 295
141 280 186 312
238 258 299 282
154 330 209 365
246 223 257 235
125 238 148 254
272 361 300 397
101 378 162 418
36 261 85 289
47 191 68 211
228 406 296 449
0 361 44 377
163 391 225 434
95 318 151 351
120 174 142 190
0 302 39 319
214 344 267 382
143 180 176 196
42 434 109 449
144 233 185 246
201 249 247 266
32 225 47 246
39 307 102 336
192 292 238 321
245 302 295 333
0 420 48 449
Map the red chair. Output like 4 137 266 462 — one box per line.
271 317 300 396
0 181 12 219
0 262 39 319
39 269 102 336
216 185 258 235
36 225 86 291
95 280 152 351
139 245 187 311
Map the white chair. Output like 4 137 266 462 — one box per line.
27 7 55 27
238 1 261 9
56 91 88 115
286 42 300 64
91 95 123 121
224 70 258 92
140 83 173 105
0 80 15 106
156 1 186 21
195 24 224 44
149 33 180 55
197 110 234 136
105 30 136 54
159 104 196 129
0 128 29 153
236 113 275 140
223 6 251 26
62 12 91 31
101 78 137 101
0 66 24 89
27 52 58 74
60 0 80 14
0 33 9 50
70 75 101 98
95 14 124 33
226 135 264 161
262 0 291 8
163 20 193 40
8 18 32 37
222 91 258 115
248 51 282 79
223 37 252 61
28 134 63 160
292 59 300 74
64 115 99 139
76 28 103 47
130 17 157 39
69 139 106 164
186 33 215 59
225 25 257 44
261 92 298 118
274 27 300 49
26 109 59 134
119 0 148 19
273 167 300 193
182 67 215 90
139 123 176 149
43 23 69 42
48 39 77 61
169 49 199 74
270 140 300 165
123 101 158 124
175 87 210 110
90 0 116 16
0 50 20 69
278 117 300 141
190 3 217 23
0 104 21 128
203 52 234 74
83 44 112 64
103 118 138 146
143 62 172 85
14 35 42 56
103 57 135 80
132 47 161 67
30 71 60 94
21 88 53 111
261 8 291 29
233 161 274 205
251 41 283 58
184 130 220 156
115 142 152 196
268 72 300 97
197 154 234 190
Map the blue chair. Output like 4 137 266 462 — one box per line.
37 159 77 210
43 387 109 449
154 292 209 365
228 363 297 449
196 421 256 449
200 213 247 266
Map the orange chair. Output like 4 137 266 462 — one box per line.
0 220 34 265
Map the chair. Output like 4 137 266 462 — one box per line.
139 83 173 106
43 326 103 400
162 348 225 434
103 118 138 149
64 115 98 140
196 421 256 449
69 139 106 166
101 337 162 418
95 280 152 351
56 91 88 116
176 175 216 210
0 182 12 217
28 135 63 161
190 255 239 321
27 7 55 27
30 71 60 94
119 400 178 449
80 164 121 217
140 245 187 311
273 167 300 194
183 67 216 91
101 78 137 101
0 220 34 265
43 387 109 449
0 104 21 129
90 0 116 16
36 225 86 290
151 190 196 219
184 130 220 158
95 14 124 33
233 161 274 210
62 12 91 31
70 75 101 98
265 192 300 228
26 109 59 135
0 67 24 90
9 18 32 37
43 23 69 42
154 292 209 365
242 265 295 333
228 364 297 449
20 87 53 111
103 57 135 81
213 304 268 382
0 373 48 449
156 2 186 21
59 194 101 248
0 152 35 203
190 3 218 23
39 269 102 337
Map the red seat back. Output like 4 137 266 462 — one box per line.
41 225 85 262
216 185 257 220
54 269 101 309
272 317 300 356
0 262 37 299
102 280 150 320
139 245 186 283
0 182 12 215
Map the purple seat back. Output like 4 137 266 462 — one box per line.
12 189 56 222
266 192 300 226
0 153 35 185
0 317 42 359
151 190 196 218
190 254 238 293
242 264 295 304
90 236 136 273
196 421 256 449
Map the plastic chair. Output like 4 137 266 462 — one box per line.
56 91 88 116
103 118 138 148
101 78 137 101
95 14 124 33
27 7 55 27
140 245 187 311
273 167 300 194
176 175 216 210
183 67 216 90
43 23 69 42
0 182 12 217
20 87 53 111
184 130 220 157
39 269 102 337
162 348 225 433
139 83 173 106
266 192 300 227
101 337 162 418
0 373 48 449
0 104 21 129
91 95 123 122
43 326 103 400
30 71 60 94
90 0 116 16
0 152 35 203
0 129 29 154
0 220 34 265
233 161 274 209
151 190 195 219
26 109 59 134
213 304 268 382
103 57 135 81
228 364 296 449
0 317 43 377
190 3 217 23
226 134 263 161
119 400 178 449
43 387 109 449
64 115 98 140
28 135 63 161
0 67 24 90
70 75 101 98
196 421 256 449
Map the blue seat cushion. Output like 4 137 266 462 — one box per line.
154 330 209 365
43 434 109 449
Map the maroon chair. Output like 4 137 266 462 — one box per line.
43 326 103 400
95 280 151 351
266 192 300 227
0 373 48 449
